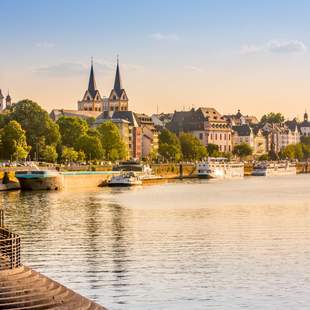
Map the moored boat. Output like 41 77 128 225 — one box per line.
15 170 64 190
197 157 244 179
252 161 296 176
108 171 142 187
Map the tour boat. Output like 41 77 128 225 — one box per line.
15 170 64 190
113 160 162 182
252 161 296 176
108 171 142 187
197 157 244 179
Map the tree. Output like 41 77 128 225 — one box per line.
97 121 127 161
8 100 60 157
0 120 31 160
233 143 253 159
61 146 79 163
207 143 221 157
76 135 104 161
295 143 304 160
40 145 58 163
282 144 295 160
260 112 285 124
57 116 88 148
158 129 182 162
179 133 207 160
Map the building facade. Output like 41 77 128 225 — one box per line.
168 107 233 152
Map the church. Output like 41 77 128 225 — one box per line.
77 58 129 112
0 89 12 111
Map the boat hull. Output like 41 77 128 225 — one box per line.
16 176 63 191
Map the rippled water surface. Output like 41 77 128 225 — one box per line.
2 175 310 309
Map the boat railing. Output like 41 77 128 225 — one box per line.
0 210 21 270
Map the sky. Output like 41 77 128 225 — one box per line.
1 0 310 119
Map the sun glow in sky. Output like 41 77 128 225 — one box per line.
1 0 310 118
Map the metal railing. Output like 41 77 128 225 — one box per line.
0 209 4 228
0 209 21 270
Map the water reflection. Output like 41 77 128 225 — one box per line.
1 175 310 309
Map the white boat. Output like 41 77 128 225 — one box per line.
108 172 142 187
113 160 162 181
197 157 244 179
252 161 296 176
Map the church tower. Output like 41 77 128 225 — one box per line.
0 89 4 111
5 91 11 108
78 60 103 111
108 57 128 112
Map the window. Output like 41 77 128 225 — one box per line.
210 134 213 140
215 134 217 140
199 133 203 140
224 134 226 140
220 134 222 140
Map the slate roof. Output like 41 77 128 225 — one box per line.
87 62 98 99
112 111 139 127
232 124 252 136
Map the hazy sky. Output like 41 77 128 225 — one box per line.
1 0 310 119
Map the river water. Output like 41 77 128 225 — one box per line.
1 175 310 310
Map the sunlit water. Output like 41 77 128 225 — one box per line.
1 175 310 309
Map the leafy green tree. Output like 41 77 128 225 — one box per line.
8 99 60 157
282 144 296 160
302 143 310 159
206 143 221 157
179 133 207 160
61 146 79 163
158 129 182 162
0 120 31 160
76 135 104 161
233 143 253 159
57 116 88 147
260 112 285 124
40 145 58 163
258 153 269 161
97 121 127 161
301 136 310 146
295 143 304 160
86 117 96 127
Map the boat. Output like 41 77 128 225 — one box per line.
252 161 296 176
108 171 142 187
197 157 244 179
113 160 163 182
0 172 20 191
15 170 64 190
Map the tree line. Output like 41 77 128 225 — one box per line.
0 100 127 163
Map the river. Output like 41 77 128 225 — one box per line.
1 175 310 310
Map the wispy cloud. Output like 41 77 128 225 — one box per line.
184 65 204 73
35 62 87 77
35 41 55 49
34 60 143 77
241 40 307 55
150 32 179 41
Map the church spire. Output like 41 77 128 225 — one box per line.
87 58 97 98
113 56 123 96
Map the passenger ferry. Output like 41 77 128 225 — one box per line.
108 171 142 187
197 158 244 179
252 161 296 176
15 170 64 190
